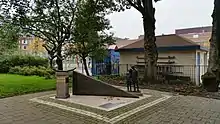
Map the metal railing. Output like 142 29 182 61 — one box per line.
92 63 208 85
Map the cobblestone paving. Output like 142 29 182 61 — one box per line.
37 93 163 118
1 89 220 124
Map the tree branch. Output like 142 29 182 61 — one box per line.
137 0 144 12
127 0 143 13
23 26 56 44
55 0 62 41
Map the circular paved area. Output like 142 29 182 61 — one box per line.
1 89 220 124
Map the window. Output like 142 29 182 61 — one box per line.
23 46 27 50
193 34 199 38
23 40 28 44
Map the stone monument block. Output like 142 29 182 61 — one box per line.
72 71 138 98
56 71 70 99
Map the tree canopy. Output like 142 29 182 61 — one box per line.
0 22 19 55
0 0 76 70
116 0 160 81
68 0 115 76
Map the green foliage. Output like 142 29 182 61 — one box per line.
0 0 76 70
96 75 126 85
114 0 160 81
0 74 55 98
90 47 108 61
98 75 125 81
9 66 55 79
68 0 115 75
0 54 48 73
72 0 115 57
113 0 161 14
0 23 20 55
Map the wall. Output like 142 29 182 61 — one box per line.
119 50 209 85
19 37 34 51
119 51 142 75
175 26 212 34
120 50 196 65
179 32 211 48
91 49 120 76
195 50 208 85
19 36 48 58
119 50 200 84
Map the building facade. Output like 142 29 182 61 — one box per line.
176 26 212 49
117 34 208 85
18 36 48 58
19 36 34 51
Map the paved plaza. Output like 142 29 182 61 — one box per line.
1 89 220 124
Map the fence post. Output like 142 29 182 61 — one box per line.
117 64 120 75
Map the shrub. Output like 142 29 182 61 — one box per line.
98 75 125 81
0 54 48 73
9 66 55 79
8 66 21 75
96 75 126 86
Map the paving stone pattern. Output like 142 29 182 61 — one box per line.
38 94 162 118
1 90 220 124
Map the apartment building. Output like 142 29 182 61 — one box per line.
176 26 212 48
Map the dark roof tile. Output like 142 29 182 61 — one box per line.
119 34 200 49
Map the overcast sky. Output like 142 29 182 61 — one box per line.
107 0 214 39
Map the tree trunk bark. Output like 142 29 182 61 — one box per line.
142 8 158 83
203 0 220 83
56 46 63 71
82 56 90 76
143 34 158 82
207 19 218 73
207 0 220 74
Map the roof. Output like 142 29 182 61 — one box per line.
117 34 208 52
178 32 211 43
175 26 212 34
108 45 118 50
108 39 137 50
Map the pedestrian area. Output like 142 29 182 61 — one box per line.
1 88 220 124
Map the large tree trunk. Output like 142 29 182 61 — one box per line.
82 56 90 76
203 0 220 83
207 0 220 74
143 20 158 82
142 2 158 83
207 15 218 73
56 46 63 70
143 36 158 82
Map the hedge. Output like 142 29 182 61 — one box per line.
9 66 55 79
0 54 48 73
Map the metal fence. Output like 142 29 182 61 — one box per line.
92 63 120 76
92 63 208 85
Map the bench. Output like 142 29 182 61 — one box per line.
134 65 190 84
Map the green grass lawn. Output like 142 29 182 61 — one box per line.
0 74 56 98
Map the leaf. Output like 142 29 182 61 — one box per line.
0 22 20 55
69 0 115 61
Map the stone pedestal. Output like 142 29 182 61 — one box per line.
56 71 70 99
